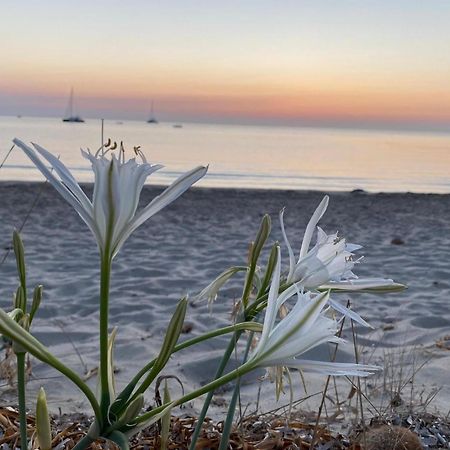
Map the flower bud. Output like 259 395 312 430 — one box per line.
160 380 172 450
252 214 271 266
14 286 26 312
13 230 26 291
30 285 43 322
36 387 52 450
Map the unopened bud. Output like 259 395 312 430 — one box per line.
13 230 26 291
36 387 52 450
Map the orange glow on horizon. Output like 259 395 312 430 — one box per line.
2 53 450 125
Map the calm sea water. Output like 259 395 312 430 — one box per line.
0 116 449 193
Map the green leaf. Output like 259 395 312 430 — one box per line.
0 308 51 362
0 308 101 419
36 387 52 450
96 328 118 404
7 308 23 322
115 394 144 429
108 327 118 399
123 402 175 439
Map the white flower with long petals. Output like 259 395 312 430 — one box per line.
14 139 207 259
249 246 380 377
280 196 400 292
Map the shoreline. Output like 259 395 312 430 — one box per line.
1 179 450 198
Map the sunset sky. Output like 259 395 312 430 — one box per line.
1 0 450 130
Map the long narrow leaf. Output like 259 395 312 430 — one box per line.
0 309 101 419
123 402 175 438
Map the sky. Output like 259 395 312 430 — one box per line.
1 0 450 130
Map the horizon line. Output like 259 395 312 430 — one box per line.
2 113 450 135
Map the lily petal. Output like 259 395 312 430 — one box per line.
115 165 207 255
32 142 93 214
299 195 329 259
279 208 296 283
285 359 381 376
321 278 405 292
328 298 373 328
13 139 101 243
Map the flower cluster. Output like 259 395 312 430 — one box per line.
0 138 403 450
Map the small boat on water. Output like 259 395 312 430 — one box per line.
62 88 84 123
147 101 158 124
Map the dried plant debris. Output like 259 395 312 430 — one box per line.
435 335 450 350
0 407 354 449
3 406 450 449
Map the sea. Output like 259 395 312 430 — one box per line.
0 115 449 193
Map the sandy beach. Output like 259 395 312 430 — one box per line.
1 181 450 420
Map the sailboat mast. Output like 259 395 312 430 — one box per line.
68 88 74 118
63 87 84 122
147 99 158 123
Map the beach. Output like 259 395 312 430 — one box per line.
1 181 450 420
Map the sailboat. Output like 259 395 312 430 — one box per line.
62 88 85 123
147 101 158 124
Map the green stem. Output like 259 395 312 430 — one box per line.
218 332 254 450
99 255 112 422
188 295 270 450
187 291 274 450
16 352 28 450
188 332 242 450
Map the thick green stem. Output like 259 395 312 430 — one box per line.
16 352 28 450
99 255 112 422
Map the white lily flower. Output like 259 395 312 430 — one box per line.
249 246 380 377
280 196 396 291
14 139 207 259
